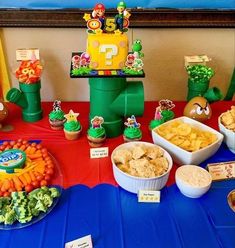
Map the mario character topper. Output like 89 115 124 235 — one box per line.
83 2 130 33
91 116 104 128
124 115 141 128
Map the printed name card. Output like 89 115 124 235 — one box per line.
90 147 109 159
65 235 93 248
16 48 40 61
207 161 235 181
138 190 161 203
184 55 210 67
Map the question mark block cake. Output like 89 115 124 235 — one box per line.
87 32 128 70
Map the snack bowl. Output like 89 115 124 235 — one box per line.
218 115 235 154
152 116 223 165
175 165 212 198
111 141 173 194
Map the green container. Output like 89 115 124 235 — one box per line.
89 78 144 138
187 78 210 101
6 81 43 122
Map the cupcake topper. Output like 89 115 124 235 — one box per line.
91 116 104 128
124 115 140 128
154 99 175 120
52 100 62 112
64 110 79 123
159 99 175 111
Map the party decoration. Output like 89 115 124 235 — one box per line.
183 96 212 122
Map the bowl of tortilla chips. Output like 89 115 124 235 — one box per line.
152 116 223 165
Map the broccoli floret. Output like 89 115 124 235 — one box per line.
41 186 50 194
28 188 42 200
28 198 37 209
0 214 5 223
35 200 47 212
0 197 11 209
31 208 40 217
42 194 53 208
49 187 60 198
4 209 16 225
1 205 12 216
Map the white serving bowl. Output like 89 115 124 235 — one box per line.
111 141 173 194
218 115 235 154
175 165 212 198
152 116 223 165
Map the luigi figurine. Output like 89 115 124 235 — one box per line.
115 1 126 32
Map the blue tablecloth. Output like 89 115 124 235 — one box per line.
0 178 234 247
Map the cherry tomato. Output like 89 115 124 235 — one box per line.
17 139 23 144
8 187 16 193
46 163 55 169
36 174 44 181
25 184 34 193
22 140 28 145
3 141 9 146
0 191 3 197
44 175 51 181
40 180 48 187
36 144 42 150
10 141 16 146
46 168 54 176
3 191 10 197
32 180 40 188
0 145 5 150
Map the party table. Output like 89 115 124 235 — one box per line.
0 101 235 248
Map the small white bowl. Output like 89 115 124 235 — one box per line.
175 165 212 198
111 141 173 194
218 115 235 154
152 116 223 165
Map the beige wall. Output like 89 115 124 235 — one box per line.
1 28 235 101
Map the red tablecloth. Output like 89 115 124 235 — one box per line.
1 101 234 188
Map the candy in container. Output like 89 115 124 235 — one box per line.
183 96 212 122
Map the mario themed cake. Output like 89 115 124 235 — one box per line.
87 116 106 147
71 1 144 77
123 115 142 142
63 110 82 140
49 100 66 130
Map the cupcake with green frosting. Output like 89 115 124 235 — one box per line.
63 109 82 140
123 115 142 142
87 116 106 147
49 100 66 130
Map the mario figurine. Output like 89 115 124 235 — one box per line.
115 1 127 32
92 3 106 30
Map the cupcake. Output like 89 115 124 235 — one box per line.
49 100 66 130
123 115 142 142
87 116 106 147
149 99 175 131
63 110 82 140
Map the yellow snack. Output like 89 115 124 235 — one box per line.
156 120 217 152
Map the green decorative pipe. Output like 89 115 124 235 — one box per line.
6 81 43 122
89 78 144 137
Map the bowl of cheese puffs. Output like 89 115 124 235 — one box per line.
218 106 235 154
111 142 173 194
152 116 223 165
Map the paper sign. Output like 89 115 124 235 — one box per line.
65 235 93 248
184 55 210 67
138 190 161 203
207 161 235 181
90 147 109 158
16 48 40 61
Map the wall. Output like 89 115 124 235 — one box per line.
1 28 235 101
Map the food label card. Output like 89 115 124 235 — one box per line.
90 147 109 159
207 161 235 181
65 235 93 248
138 190 161 203
16 48 40 61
